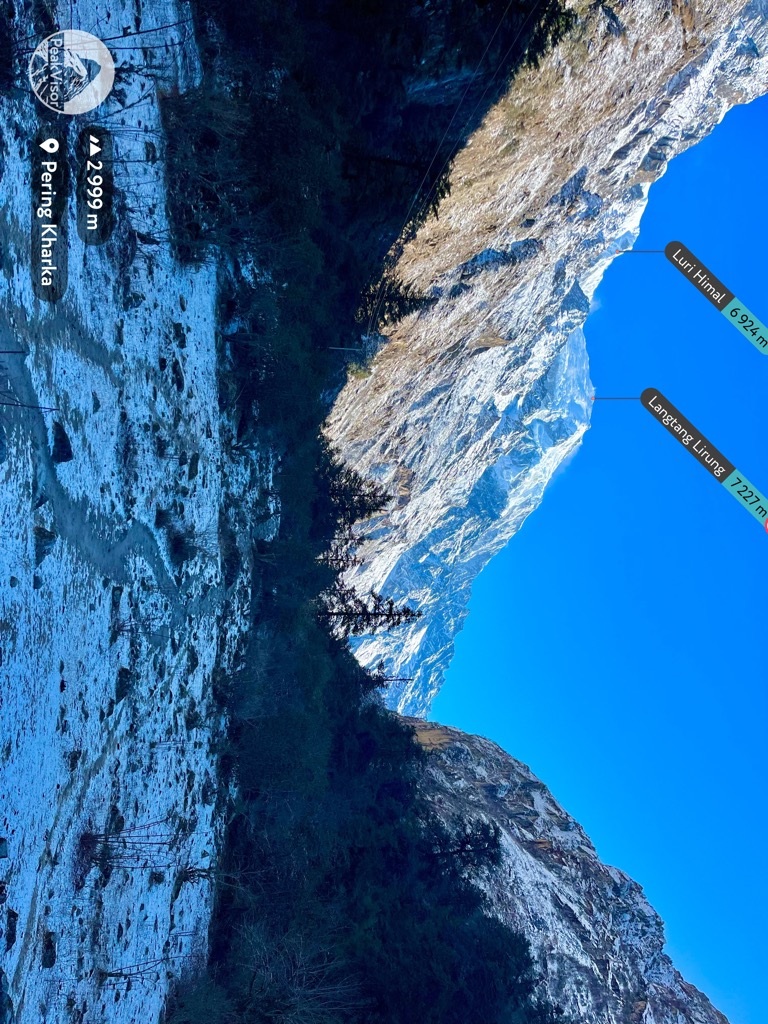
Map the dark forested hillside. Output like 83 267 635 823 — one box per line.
160 2 575 1022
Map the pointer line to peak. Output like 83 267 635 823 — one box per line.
615 249 664 253
592 396 639 401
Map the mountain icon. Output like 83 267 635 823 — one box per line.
59 51 102 102
29 46 103 109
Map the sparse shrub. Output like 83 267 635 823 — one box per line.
33 525 57 566
168 527 197 569
166 975 234 1024
155 506 173 529
115 667 134 703
51 421 73 463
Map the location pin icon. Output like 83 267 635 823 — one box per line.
39 138 59 154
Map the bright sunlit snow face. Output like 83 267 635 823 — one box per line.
435 94 768 1024
328 2 768 722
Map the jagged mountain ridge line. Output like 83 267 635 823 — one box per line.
327 0 768 714
408 719 729 1024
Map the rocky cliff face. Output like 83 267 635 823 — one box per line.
410 720 728 1024
327 0 768 714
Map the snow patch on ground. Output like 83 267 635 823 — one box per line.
0 4 265 1023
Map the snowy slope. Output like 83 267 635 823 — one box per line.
0 4 267 1023
327 0 768 715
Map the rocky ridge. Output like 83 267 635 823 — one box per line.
410 720 729 1024
328 0 768 714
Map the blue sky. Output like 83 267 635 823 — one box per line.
432 95 768 1024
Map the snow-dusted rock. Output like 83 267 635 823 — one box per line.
328 0 768 714
411 720 728 1024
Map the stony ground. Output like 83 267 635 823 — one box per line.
0 4 269 1022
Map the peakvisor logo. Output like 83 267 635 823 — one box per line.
28 30 115 115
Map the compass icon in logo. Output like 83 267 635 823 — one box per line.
29 30 115 115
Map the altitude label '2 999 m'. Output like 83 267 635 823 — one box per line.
76 127 114 245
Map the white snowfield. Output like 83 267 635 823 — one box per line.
327 0 768 716
0 3 267 1023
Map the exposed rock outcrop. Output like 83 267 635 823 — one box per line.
411 720 728 1024
329 0 768 714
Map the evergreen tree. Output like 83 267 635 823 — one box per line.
322 583 422 637
432 819 503 872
